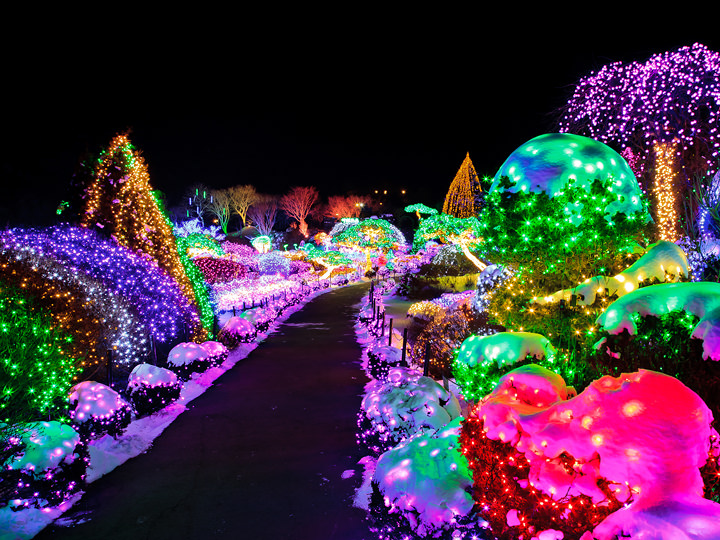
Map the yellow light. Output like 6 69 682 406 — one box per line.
653 141 680 241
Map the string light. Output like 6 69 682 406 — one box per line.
559 42 720 223
653 141 681 241
442 152 483 218
80 133 210 341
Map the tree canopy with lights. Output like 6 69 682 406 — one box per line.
558 42 720 241
414 213 486 271
332 218 406 273
404 203 438 221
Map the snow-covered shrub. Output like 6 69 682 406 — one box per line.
217 317 256 349
357 367 461 455
592 286 720 424
166 342 220 380
369 417 478 539
200 340 228 361
68 382 132 440
258 251 291 277
462 363 720 540
239 307 276 334
364 342 408 381
125 364 183 417
452 331 558 401
1 421 87 509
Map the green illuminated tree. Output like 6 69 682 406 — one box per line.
333 218 406 274
414 213 486 271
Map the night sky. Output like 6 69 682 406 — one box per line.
3 22 718 228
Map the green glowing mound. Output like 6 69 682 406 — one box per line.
490 133 648 223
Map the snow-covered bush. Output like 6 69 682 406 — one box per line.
452 331 558 401
369 417 478 538
217 317 256 349
68 382 132 440
1 421 87 509
592 283 720 424
173 218 225 241
462 363 720 539
166 342 222 380
363 342 408 381
125 364 183 417
357 367 461 455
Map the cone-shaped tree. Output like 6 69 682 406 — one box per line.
442 152 483 218
80 133 210 340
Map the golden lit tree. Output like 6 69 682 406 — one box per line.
80 132 209 340
442 152 482 218
227 184 259 228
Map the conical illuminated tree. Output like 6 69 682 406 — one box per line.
80 132 211 341
442 152 482 218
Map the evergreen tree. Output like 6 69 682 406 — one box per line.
442 152 483 218
79 132 210 340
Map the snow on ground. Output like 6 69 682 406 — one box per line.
0 284 341 540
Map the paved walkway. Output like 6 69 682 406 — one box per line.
37 283 373 540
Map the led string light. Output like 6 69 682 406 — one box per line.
559 43 720 224
1 226 196 343
80 133 210 341
653 141 681 241
442 152 483 218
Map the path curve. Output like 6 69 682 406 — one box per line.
36 283 372 540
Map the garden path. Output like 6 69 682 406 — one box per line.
36 283 373 540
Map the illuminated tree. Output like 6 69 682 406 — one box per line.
227 184 258 228
333 218 406 274
325 195 369 219
414 213 486 271
246 195 278 236
404 203 438 221
207 189 231 234
558 42 720 241
279 186 319 237
185 183 214 226
301 244 352 279
80 133 210 340
442 152 483 218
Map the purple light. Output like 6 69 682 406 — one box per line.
560 43 720 179
1 225 198 343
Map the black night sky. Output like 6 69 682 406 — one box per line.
2 18 718 228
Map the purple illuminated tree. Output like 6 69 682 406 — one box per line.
558 43 720 240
